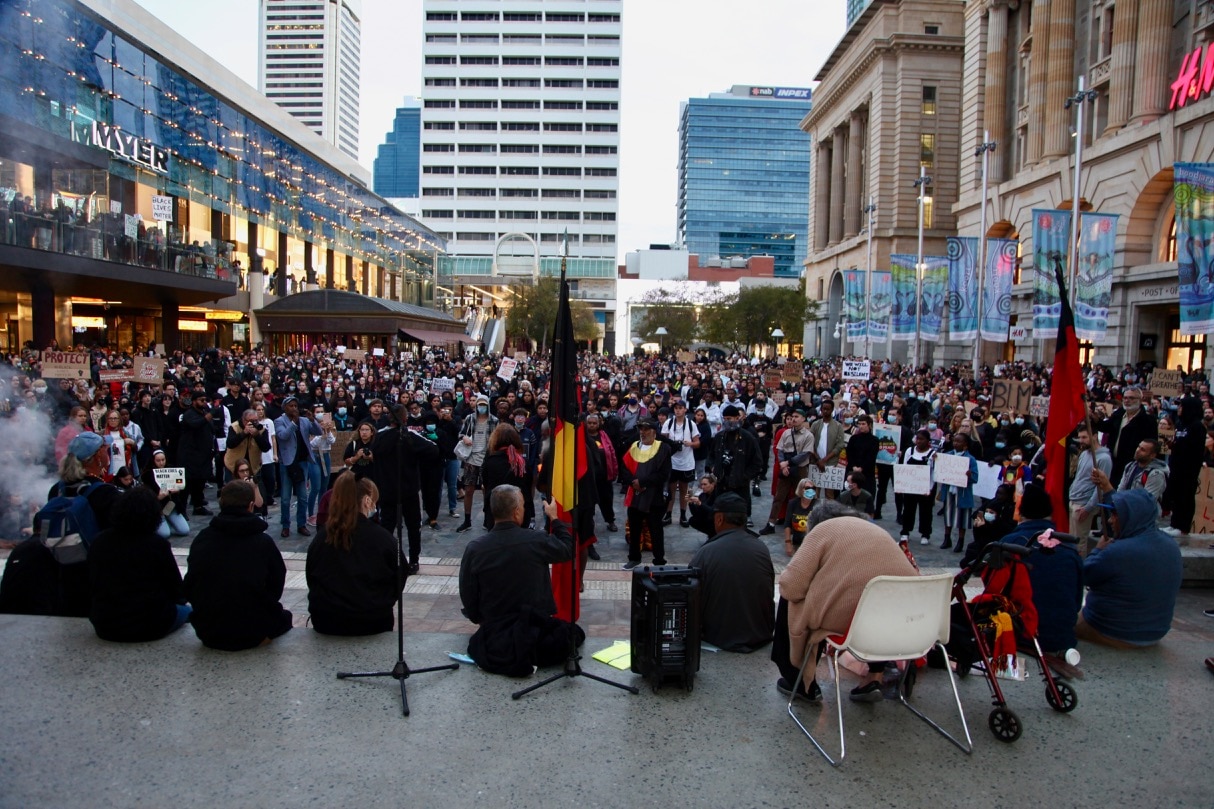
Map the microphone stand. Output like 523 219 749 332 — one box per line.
513 409 638 700
336 420 458 716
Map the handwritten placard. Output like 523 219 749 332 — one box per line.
991 379 1034 414
842 360 871 381
933 453 971 488
893 463 932 495
805 465 846 490
1029 395 1050 419
133 357 165 384
344 349 366 363
430 377 455 393
151 195 174 222
497 357 518 381
1149 369 1184 398
677 350 695 363
40 351 91 379
782 361 803 383
330 430 356 468
153 467 186 493
764 370 783 390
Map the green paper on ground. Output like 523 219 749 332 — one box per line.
592 640 631 670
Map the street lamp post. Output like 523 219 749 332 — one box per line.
912 165 933 370
655 326 668 355
771 327 784 360
974 132 997 384
833 317 847 355
1065 77 1099 309
863 197 876 359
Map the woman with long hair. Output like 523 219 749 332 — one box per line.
480 423 531 529
143 449 190 538
305 472 402 635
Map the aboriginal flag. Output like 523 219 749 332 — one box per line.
1043 260 1086 532
550 270 588 621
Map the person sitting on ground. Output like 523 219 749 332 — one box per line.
780 477 818 557
685 473 718 538
688 492 774 652
0 432 119 617
773 501 916 703
1077 488 1183 649
306 472 402 636
837 471 873 517
1090 439 1168 510
184 481 293 651
458 486 582 676
88 486 191 642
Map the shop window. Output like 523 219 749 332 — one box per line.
1167 315 1207 372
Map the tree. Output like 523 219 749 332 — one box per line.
504 278 599 351
631 283 722 350
699 280 820 353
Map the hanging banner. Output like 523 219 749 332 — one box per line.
919 256 949 342
1074 213 1118 340
868 271 892 344
1031 209 1072 337
983 238 1018 342
890 254 917 341
1173 163 1214 334
843 270 867 341
946 236 980 340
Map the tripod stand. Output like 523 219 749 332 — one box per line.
336 421 458 716
512 423 638 700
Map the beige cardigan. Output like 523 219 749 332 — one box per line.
778 516 917 669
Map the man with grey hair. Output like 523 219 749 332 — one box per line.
458 486 582 675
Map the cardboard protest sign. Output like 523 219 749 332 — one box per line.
893 463 931 495
132 357 166 384
330 430 355 468
153 467 186 493
430 377 455 393
933 453 971 488
805 465 846 490
1029 396 1050 419
40 351 91 379
991 379 1034 414
98 369 130 383
772 391 786 406
782 361 803 383
497 357 518 381
842 360 871 381
676 350 695 363
514 351 529 362
763 370 783 390
372 348 385 357
1149 369 1184 398
1190 467 1214 534
343 349 367 363
874 424 902 465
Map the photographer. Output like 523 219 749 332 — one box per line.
342 420 378 480
225 409 271 505
708 405 762 526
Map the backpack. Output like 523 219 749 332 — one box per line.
34 482 104 564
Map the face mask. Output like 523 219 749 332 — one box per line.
790 395 800 402
984 511 997 522
324 387 332 395
928 422 937 431
1014 417 1024 426
884 393 893 401
514 418 526 428
1000 419 1009 426
1010 454 1023 462
995 441 1007 449
887 415 896 424
908 393 917 399
844 417 854 425
805 488 817 499
477 405 488 415
723 420 740 431
337 407 347 416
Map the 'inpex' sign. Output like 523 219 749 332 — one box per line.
748 86 812 101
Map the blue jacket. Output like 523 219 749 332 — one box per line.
1082 489 1183 644
936 450 979 509
274 413 322 467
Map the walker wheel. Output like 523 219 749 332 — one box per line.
988 707 1022 742
1046 681 1078 713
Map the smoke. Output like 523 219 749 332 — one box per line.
0 367 59 527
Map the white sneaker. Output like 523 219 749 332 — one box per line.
899 535 909 544
919 537 930 546
1159 526 1182 537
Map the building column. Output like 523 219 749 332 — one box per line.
1024 0 1051 164
1130 0 1170 124
276 231 289 296
248 259 264 347
345 254 354 290
828 126 846 244
303 241 317 289
1104 0 1138 133
361 261 369 296
814 140 832 250
160 301 180 354
30 285 55 350
1041 0 1075 159
984 0 1010 181
325 248 335 289
843 113 864 238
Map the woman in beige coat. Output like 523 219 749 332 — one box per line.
774 507 916 701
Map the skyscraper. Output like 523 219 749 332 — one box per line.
258 0 362 161
419 0 622 270
374 97 422 200
846 0 874 29
677 86 813 278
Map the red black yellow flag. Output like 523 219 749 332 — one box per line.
550 271 588 621
1043 260 1087 532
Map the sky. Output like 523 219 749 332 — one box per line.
133 0 847 261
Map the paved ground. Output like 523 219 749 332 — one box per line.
1 478 1212 807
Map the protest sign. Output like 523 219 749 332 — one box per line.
430 377 455 393
782 361 803 383
1190 467 1214 534
329 430 355 469
771 391 786 407
132 357 165 384
893 463 931 495
841 360 871 381
151 195 174 222
763 370 783 390
933 453 971 488
1149 369 1184 398
98 369 129 383
372 347 385 357
514 351 529 362
974 462 1003 500
124 214 140 238
677 350 695 363
991 379 1034 413
874 424 902 465
1029 396 1050 419
40 351 90 379
806 465 846 491
153 467 186 493
497 357 518 381
343 349 366 363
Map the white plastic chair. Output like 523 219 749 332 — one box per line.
787 573 972 765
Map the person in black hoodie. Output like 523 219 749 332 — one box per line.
184 481 292 651
369 404 439 573
88 487 191 642
1164 395 1206 536
306 472 402 635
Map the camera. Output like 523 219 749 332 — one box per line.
720 450 733 469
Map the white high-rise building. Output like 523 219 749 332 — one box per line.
420 0 622 270
258 0 362 161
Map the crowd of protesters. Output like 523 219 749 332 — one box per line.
0 342 1205 667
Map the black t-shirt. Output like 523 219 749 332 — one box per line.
781 497 814 548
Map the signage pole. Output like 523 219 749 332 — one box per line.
973 132 996 384
1064 77 1098 311
863 197 876 360
912 165 931 371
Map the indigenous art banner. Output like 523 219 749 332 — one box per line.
1031 209 1072 336
868 271 892 343
983 238 1018 342
1075 213 1118 340
843 270 867 341
919 256 949 341
1173 163 1214 334
889 254 918 341
946 236 979 340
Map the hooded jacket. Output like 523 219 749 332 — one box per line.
1082 488 1182 644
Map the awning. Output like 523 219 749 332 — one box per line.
397 327 468 346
